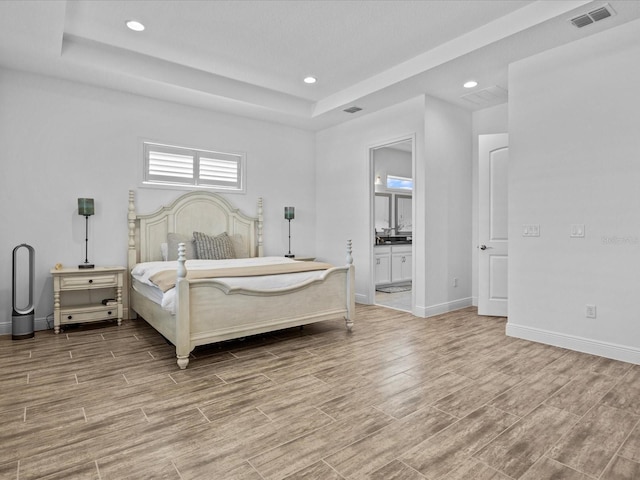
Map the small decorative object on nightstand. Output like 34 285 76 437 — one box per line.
284 206 295 258
293 256 315 262
77 198 95 269
51 266 125 334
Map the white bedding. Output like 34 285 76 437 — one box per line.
131 256 329 313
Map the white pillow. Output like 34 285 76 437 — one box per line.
231 234 250 258
167 233 197 261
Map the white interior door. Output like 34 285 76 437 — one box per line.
478 134 509 317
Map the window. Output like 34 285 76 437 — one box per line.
386 175 413 191
143 142 244 192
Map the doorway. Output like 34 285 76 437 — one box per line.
370 137 414 312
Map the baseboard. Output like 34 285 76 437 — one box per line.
506 322 640 365
414 297 473 318
0 317 53 337
1 307 133 337
355 292 370 305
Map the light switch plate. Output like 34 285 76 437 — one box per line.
570 224 585 238
522 224 540 237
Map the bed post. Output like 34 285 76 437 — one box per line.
257 197 264 257
345 239 355 332
127 190 137 319
127 190 137 266
175 242 190 369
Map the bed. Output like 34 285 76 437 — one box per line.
126 190 355 369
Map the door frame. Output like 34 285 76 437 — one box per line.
368 134 416 310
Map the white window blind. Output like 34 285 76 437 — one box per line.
143 142 244 192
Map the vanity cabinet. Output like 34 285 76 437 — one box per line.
375 244 412 285
374 246 392 285
391 245 412 283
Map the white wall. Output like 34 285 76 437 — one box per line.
315 97 424 305
422 95 473 316
471 104 508 305
315 94 473 318
0 68 316 333
507 19 640 363
1 67 477 335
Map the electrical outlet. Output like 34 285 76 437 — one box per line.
586 304 597 318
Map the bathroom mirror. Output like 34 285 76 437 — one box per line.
375 193 392 234
395 194 412 234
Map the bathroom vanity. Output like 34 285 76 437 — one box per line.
374 237 412 286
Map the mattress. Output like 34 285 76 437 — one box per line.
131 256 330 313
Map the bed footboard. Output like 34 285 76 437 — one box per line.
173 240 355 369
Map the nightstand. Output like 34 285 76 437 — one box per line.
293 256 316 262
51 266 125 334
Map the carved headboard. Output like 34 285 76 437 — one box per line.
127 190 263 268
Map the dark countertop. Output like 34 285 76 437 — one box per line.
375 236 412 246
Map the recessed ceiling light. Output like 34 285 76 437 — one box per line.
303 76 317 84
463 80 478 89
126 20 145 32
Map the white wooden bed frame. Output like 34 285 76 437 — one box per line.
126 190 355 369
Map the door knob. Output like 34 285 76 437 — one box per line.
479 245 487 250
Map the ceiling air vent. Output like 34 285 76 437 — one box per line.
571 14 594 28
570 3 615 28
460 85 508 107
343 106 362 114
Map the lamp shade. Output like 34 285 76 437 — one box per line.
78 198 95 216
284 206 295 220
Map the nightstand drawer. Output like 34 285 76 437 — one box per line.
60 305 119 323
60 273 118 290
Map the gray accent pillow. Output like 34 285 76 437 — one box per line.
167 233 197 261
193 231 236 260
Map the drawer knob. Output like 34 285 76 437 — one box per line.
107 311 112 316
67 315 73 320
88 279 93 284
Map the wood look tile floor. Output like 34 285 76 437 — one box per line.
1 305 639 480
